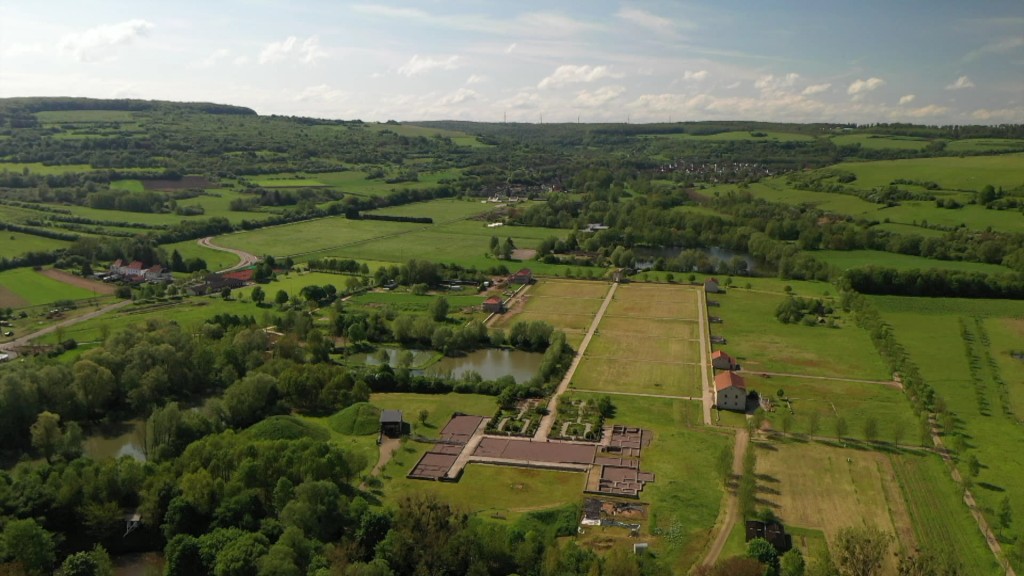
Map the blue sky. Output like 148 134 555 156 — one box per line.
1 1 1021 124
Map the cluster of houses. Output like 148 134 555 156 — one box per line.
104 260 173 284
480 268 533 314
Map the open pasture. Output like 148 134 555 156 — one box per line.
367 197 501 221
877 201 1024 233
830 133 932 150
945 138 1024 153
507 310 595 334
755 440 914 572
0 267 103 307
603 295 699 321
597 315 699 340
571 357 702 397
217 216 414 259
584 333 700 365
0 231 72 258
832 153 1024 192
516 294 603 317
711 290 889 380
528 279 611 300
749 374 916 440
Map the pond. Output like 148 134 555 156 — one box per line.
357 347 544 383
634 245 758 273
113 552 164 576
83 419 147 462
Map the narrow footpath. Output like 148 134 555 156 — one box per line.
702 428 750 567
533 282 618 441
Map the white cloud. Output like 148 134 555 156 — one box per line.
682 70 708 82
2 43 44 58
616 7 676 35
902 104 949 118
58 19 154 62
964 36 1024 62
945 75 975 90
294 84 346 102
233 56 250 66
538 64 619 88
898 94 916 105
505 43 517 54
801 83 831 96
465 74 487 85
259 36 324 65
574 85 626 108
971 108 1024 122
847 77 885 99
397 54 461 77
439 88 480 106
755 73 800 96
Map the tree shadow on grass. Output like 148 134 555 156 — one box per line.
978 482 1005 492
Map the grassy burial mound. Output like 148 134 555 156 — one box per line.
328 402 382 436
242 415 331 442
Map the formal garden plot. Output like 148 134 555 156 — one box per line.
755 440 914 575
597 316 700 340
572 359 702 397
585 334 700 365
549 395 607 441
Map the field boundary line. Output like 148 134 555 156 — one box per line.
569 389 701 401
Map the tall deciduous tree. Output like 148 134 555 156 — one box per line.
0 518 56 576
834 525 890 576
30 411 63 462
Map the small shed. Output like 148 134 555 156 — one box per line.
711 350 736 371
704 278 721 293
511 268 533 285
380 410 405 438
745 520 791 552
633 543 649 555
482 296 504 314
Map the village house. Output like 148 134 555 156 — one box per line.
704 277 721 293
714 371 747 412
510 268 533 285
711 350 737 371
482 296 504 314
109 259 172 283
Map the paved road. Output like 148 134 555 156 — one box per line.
0 299 133 360
533 282 618 442
702 428 750 568
198 236 260 272
697 288 713 426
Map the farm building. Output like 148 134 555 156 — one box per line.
380 410 405 438
510 268 533 285
109 260 172 283
704 278 721 293
714 371 747 412
482 296 504 313
745 520 791 552
711 350 736 370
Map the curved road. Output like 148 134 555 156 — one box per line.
198 236 260 272
0 299 133 361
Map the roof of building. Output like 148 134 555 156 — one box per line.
483 296 502 304
705 277 719 284
147 264 164 273
221 269 255 282
714 371 746 391
111 259 123 268
380 409 404 424
514 268 532 276
711 350 732 361
126 261 145 270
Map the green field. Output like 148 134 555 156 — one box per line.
163 239 240 272
368 198 500 221
712 287 889 380
36 110 137 123
891 454 1001 575
831 133 933 150
814 250 1013 275
0 267 103 308
0 162 97 174
874 295 1024 572
653 130 815 142
0 231 72 258
217 217 414 258
833 154 1024 192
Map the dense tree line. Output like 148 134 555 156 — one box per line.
844 266 1024 299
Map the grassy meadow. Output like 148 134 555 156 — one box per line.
0 231 72 258
814 250 1013 275
0 267 104 308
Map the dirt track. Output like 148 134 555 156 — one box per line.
702 428 749 567
0 299 133 360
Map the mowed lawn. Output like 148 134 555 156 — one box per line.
874 295 1024 572
832 153 1024 192
755 439 914 574
711 289 889 380
891 453 1001 575
497 280 610 349
0 267 102 308
217 217 415 258
573 392 729 572
750 375 917 442
571 358 702 397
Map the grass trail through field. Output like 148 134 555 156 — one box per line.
702 428 749 567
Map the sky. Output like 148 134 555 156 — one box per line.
1 1 1022 124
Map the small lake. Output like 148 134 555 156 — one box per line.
426 348 544 383
83 419 147 462
358 347 543 383
634 245 758 273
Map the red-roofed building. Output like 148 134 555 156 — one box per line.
482 296 504 313
222 269 255 283
711 350 736 370
714 371 747 412
511 268 533 285
704 278 721 293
